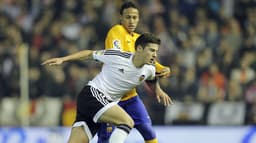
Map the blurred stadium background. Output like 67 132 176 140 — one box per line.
0 0 256 143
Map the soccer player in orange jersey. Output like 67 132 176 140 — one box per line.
97 2 172 143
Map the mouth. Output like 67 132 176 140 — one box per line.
128 25 135 29
149 59 155 64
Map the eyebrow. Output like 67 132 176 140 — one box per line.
149 47 158 52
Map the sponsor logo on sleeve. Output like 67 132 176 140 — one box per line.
95 50 104 55
113 40 121 49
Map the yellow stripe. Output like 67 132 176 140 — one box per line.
120 88 137 101
145 138 158 143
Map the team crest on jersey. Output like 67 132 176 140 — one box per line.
139 75 145 82
107 126 113 132
95 50 104 55
113 40 121 49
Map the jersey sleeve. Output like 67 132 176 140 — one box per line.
146 65 156 80
93 50 127 64
105 26 122 50
92 50 111 64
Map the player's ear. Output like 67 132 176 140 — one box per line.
136 45 143 51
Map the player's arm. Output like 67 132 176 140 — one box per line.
41 50 94 66
145 79 173 106
145 66 173 106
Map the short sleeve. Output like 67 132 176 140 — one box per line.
145 65 156 80
93 50 108 63
93 50 124 64
105 25 123 50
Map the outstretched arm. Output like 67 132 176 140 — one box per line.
41 50 94 66
145 79 173 106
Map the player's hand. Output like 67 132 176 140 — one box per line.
155 86 173 106
156 67 170 78
41 58 64 66
156 65 178 78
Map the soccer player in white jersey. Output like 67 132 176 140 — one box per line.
42 33 171 143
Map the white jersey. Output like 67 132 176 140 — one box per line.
88 50 155 101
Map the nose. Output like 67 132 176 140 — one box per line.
152 52 157 58
129 19 134 24
129 17 136 24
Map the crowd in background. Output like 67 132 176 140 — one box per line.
0 0 256 126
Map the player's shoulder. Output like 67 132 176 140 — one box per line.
104 49 132 59
144 63 156 71
133 32 140 38
108 24 126 34
146 63 155 67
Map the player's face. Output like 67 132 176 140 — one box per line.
120 8 139 33
142 43 159 65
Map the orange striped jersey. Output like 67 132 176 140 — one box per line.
105 24 166 101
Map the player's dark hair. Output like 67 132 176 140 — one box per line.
120 1 138 15
135 33 161 49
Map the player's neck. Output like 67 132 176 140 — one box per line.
132 55 144 68
126 30 134 36
129 31 134 36
121 25 134 36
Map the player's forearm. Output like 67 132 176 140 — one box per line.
62 50 93 62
